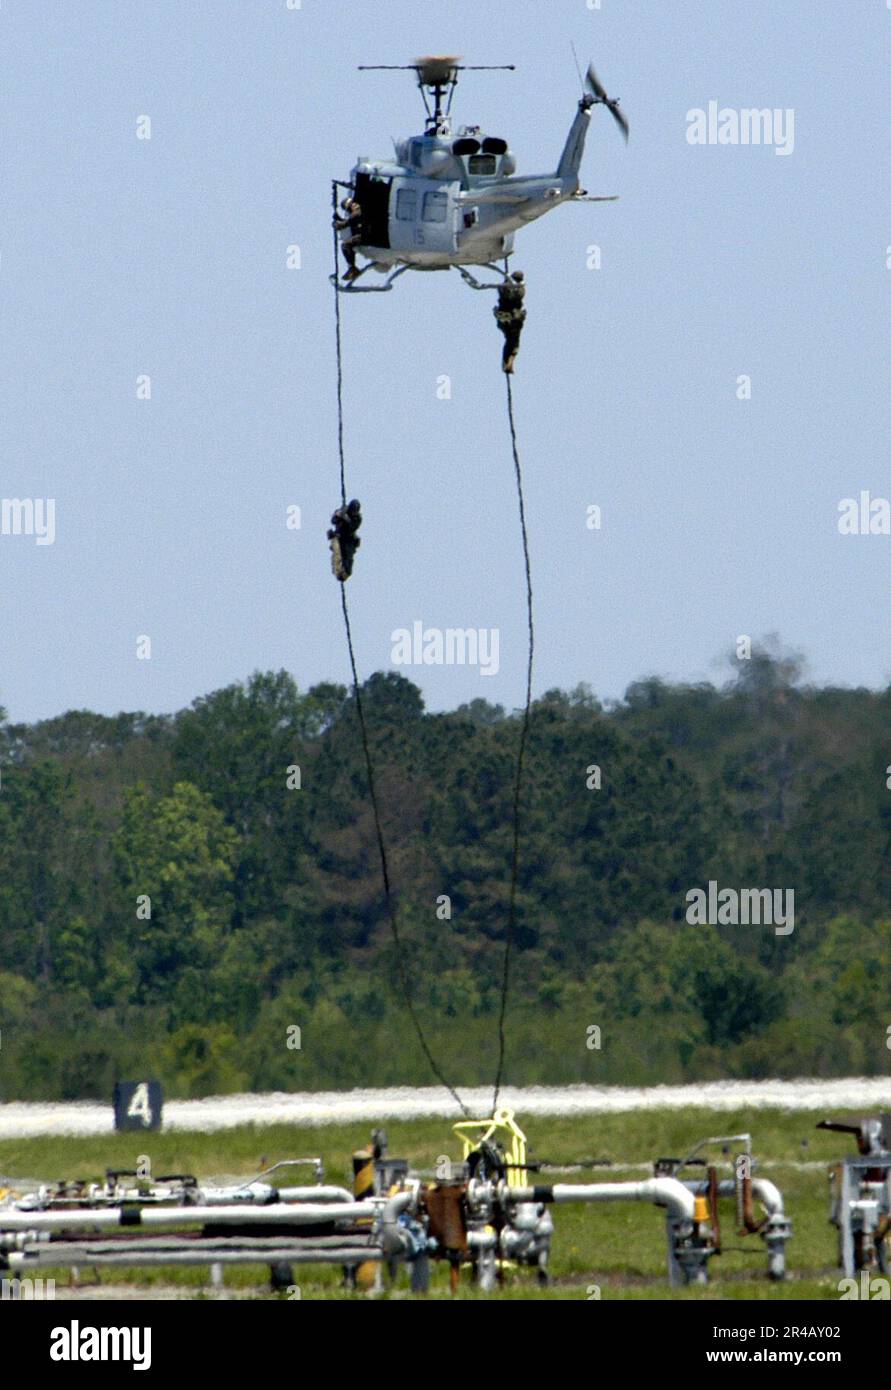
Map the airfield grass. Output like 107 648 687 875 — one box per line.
0 1107 860 1300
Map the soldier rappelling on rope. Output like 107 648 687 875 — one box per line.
493 271 527 374
328 498 362 581
335 196 363 284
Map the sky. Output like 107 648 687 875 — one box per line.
2 0 890 723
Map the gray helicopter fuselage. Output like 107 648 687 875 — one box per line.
346 103 593 271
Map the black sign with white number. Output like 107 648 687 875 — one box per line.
113 1080 163 1131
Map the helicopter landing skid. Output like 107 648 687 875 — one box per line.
329 265 410 293
455 264 510 291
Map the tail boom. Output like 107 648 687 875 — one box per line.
556 100 593 186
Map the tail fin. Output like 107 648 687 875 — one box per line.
557 100 592 185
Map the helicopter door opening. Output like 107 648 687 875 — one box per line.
355 172 391 249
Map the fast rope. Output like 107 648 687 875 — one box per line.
329 188 534 1118
332 186 347 509
491 373 534 1113
330 186 469 1117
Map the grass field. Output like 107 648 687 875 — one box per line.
0 1107 869 1300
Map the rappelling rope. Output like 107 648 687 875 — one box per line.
492 372 534 1113
332 185 347 510
330 187 469 1117
337 587 469 1116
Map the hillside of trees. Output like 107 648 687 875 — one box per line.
0 648 888 1100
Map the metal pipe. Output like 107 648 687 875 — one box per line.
702 1177 785 1217
139 1201 372 1228
0 1200 387 1233
197 1183 355 1206
749 1178 785 1217
505 1178 696 1222
6 1245 384 1270
39 1234 377 1253
376 1191 415 1255
1 1210 125 1233
275 1186 354 1205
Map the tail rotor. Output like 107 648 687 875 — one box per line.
583 63 629 142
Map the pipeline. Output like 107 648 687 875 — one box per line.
0 1193 413 1235
683 1175 786 1225
5 1242 384 1271
504 1177 696 1222
684 1174 790 1282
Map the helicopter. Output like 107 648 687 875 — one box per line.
333 56 628 292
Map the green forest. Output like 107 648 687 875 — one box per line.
0 648 888 1101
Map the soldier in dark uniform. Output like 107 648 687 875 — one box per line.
335 197 363 283
493 271 527 374
327 499 362 581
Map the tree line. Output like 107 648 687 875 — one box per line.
0 649 888 1099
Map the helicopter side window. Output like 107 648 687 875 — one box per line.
422 192 448 223
468 154 497 176
396 188 418 221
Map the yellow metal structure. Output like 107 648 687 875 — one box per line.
352 1146 378 1287
453 1107 529 1186
693 1194 710 1223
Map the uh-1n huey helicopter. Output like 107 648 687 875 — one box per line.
333 55 628 292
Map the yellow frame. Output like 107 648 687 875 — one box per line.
453 1106 528 1186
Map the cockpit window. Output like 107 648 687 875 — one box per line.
452 138 480 156
422 192 448 223
482 137 508 155
468 154 497 176
396 188 418 221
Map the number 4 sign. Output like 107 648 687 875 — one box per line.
113 1080 163 1131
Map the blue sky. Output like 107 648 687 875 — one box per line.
2 0 890 722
